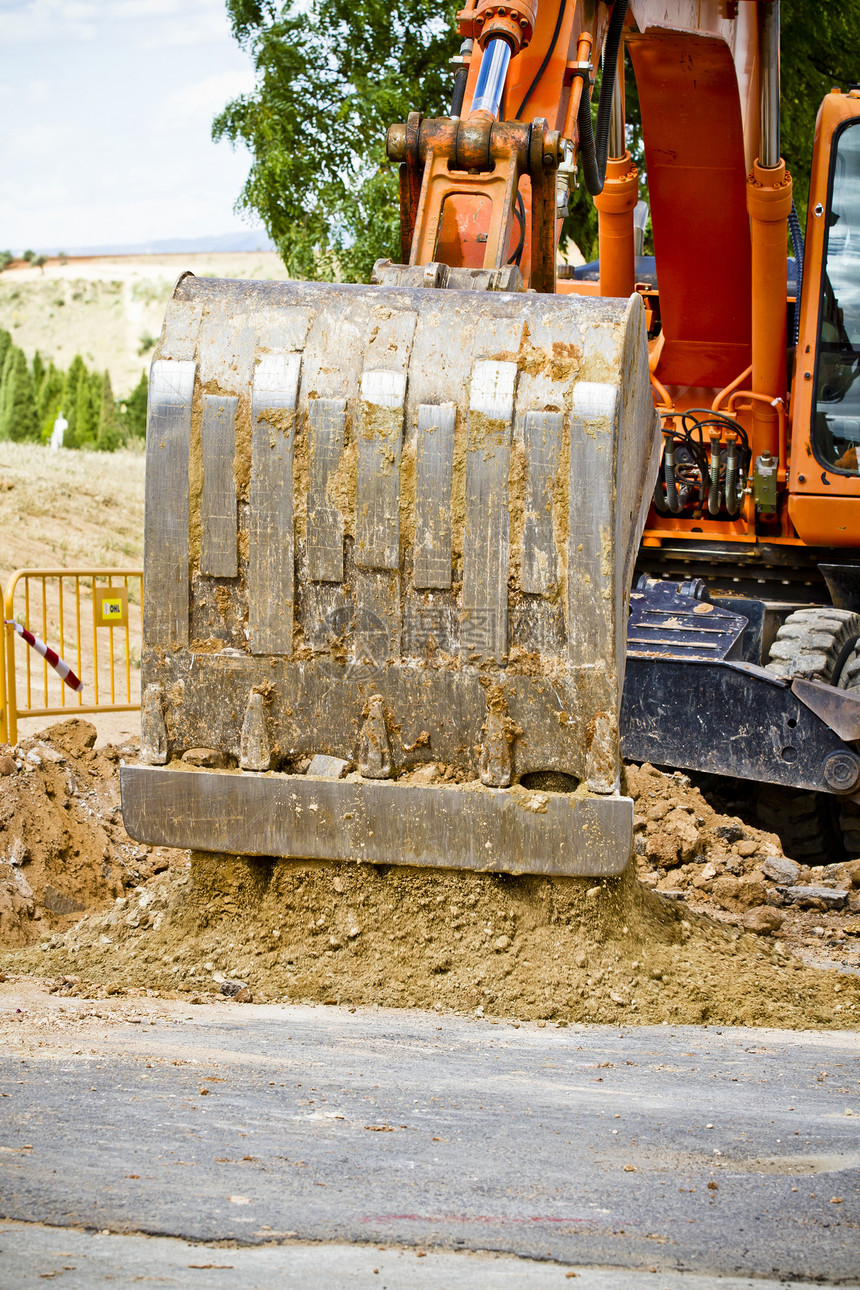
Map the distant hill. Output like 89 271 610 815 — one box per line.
21 231 276 257
0 249 290 397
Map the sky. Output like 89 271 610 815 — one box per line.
0 0 265 251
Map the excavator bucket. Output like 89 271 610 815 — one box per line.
121 274 659 877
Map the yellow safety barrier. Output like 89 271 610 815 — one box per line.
1 569 143 745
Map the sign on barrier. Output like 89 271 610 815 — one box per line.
95 586 129 629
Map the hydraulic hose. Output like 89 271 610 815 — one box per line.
664 438 683 513
451 69 469 116
788 199 804 347
577 0 628 196
725 436 740 516
708 435 722 515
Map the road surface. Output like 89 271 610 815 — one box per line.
0 986 857 1286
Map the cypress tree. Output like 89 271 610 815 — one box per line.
62 355 87 447
0 347 14 436
0 343 13 412
72 369 98 446
37 363 64 441
0 346 39 441
96 370 120 450
31 350 45 395
120 371 149 439
0 330 12 390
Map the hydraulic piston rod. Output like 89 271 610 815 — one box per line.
470 36 512 118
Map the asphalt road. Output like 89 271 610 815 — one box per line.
1 994 858 1287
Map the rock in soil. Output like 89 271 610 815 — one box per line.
782 886 849 910
761 856 802 886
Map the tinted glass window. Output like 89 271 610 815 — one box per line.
813 121 860 473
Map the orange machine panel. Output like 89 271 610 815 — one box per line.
626 30 752 389
788 495 860 547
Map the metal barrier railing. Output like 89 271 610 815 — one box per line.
2 569 143 744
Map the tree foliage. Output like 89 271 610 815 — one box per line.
0 347 38 442
37 361 64 440
214 0 458 281
218 1 860 279
781 2 860 227
119 372 149 441
62 354 88 448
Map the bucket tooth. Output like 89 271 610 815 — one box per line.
141 684 168 765
358 696 392 779
240 691 272 771
586 711 620 794
479 687 514 788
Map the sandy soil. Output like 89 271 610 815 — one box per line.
0 253 290 397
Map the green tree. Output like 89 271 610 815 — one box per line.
0 344 15 418
118 371 148 440
73 369 101 447
781 3 860 227
22 249 34 262
0 346 39 441
0 330 12 389
96 370 121 449
62 354 88 447
213 0 459 281
31 350 45 395
37 362 64 441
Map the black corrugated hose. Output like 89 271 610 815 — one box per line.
577 0 629 196
451 66 469 117
788 200 804 346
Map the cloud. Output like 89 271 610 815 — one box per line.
0 0 257 246
3 120 77 165
159 70 255 125
1 0 99 42
138 7 231 49
0 0 229 44
26 79 50 104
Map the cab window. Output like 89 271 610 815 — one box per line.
813 120 860 474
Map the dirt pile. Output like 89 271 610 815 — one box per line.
628 763 860 968
2 728 859 1027
0 719 176 947
9 849 858 1028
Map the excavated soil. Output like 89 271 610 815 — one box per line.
0 719 176 947
2 719 859 1029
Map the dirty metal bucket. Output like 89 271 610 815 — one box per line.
121 275 659 876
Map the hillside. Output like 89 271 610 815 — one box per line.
0 252 291 398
